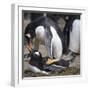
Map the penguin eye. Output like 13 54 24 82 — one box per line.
34 52 40 56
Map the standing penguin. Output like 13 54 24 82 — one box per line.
62 15 80 61
69 19 80 53
25 14 65 65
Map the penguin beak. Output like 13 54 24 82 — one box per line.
26 41 32 52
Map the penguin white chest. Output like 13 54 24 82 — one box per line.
35 26 45 43
69 19 80 53
50 26 62 60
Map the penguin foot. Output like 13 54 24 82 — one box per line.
46 58 57 65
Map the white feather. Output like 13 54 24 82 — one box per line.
69 19 80 53
25 34 31 38
35 26 45 43
34 51 40 56
28 64 48 75
50 26 62 61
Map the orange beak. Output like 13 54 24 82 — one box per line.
26 41 32 52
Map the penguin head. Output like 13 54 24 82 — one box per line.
25 23 36 43
29 49 44 70
24 22 37 52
